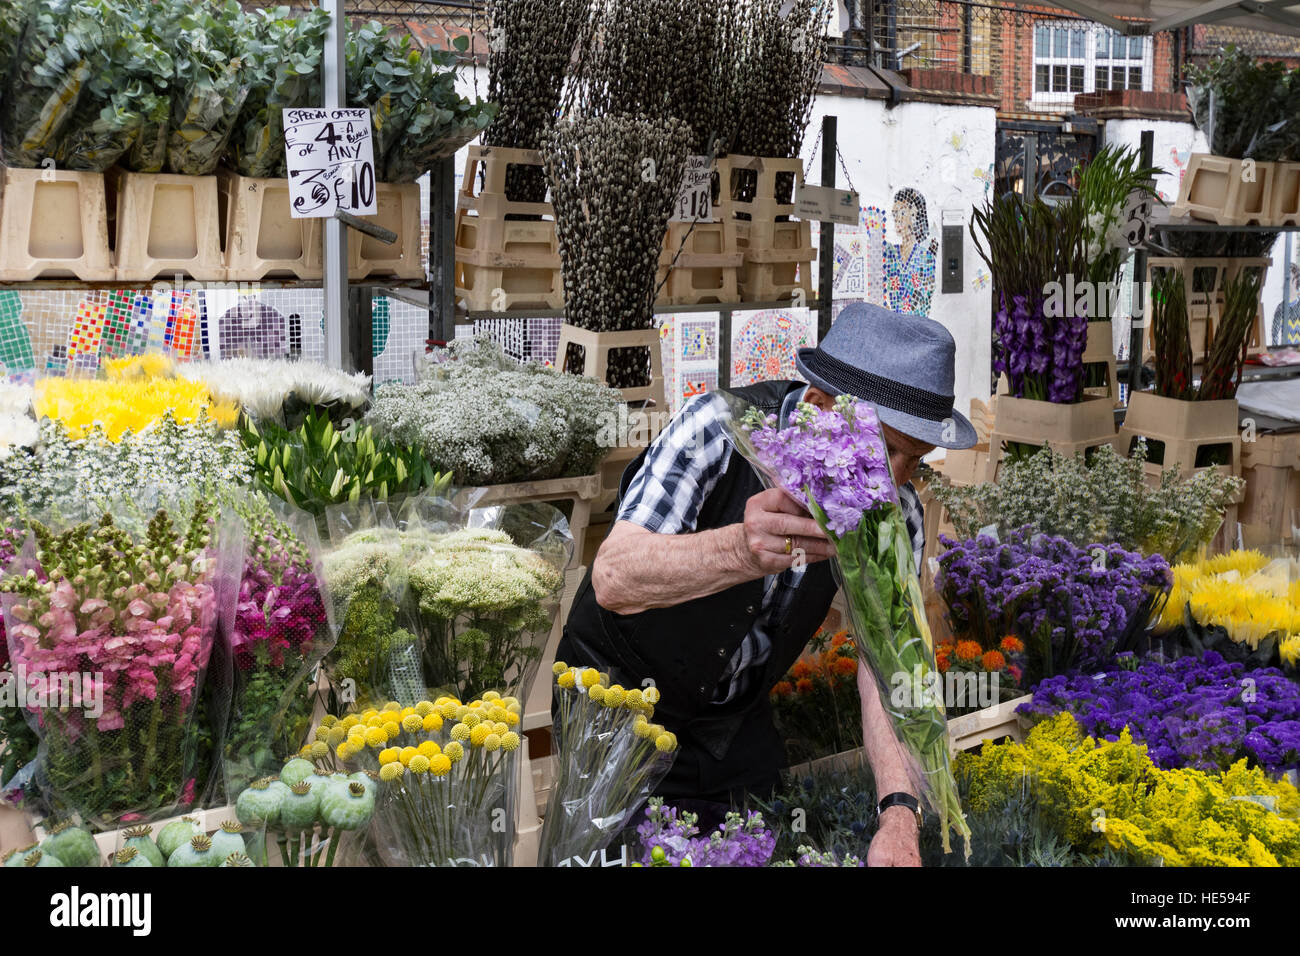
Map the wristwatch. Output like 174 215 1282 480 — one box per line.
875 792 923 830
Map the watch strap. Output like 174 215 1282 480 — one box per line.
876 791 922 828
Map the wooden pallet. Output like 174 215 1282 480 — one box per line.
0 166 114 281
984 395 1117 482
108 168 226 281
1171 154 1276 227
219 169 322 281
946 694 1033 755
655 220 743 305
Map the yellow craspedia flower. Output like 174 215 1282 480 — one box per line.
470 724 492 747
430 754 452 776
454 705 470 719
400 706 416 719
326 725 347 746
634 718 651 738
451 723 471 742
603 685 626 707
552 660 568 675
379 762 405 782
643 687 660 705
493 721 508 736
655 732 677 753
364 726 388 748
310 741 329 759
483 733 502 752
504 711 520 727
626 689 644 708
483 690 501 702
320 714 339 729
382 701 401 712
647 724 665 740
501 731 521 752
422 713 444 733
557 670 576 689
462 712 481 729
469 699 485 710
378 748 399 766
502 696 520 710
409 755 431 774
364 715 383 728
340 715 361 730
415 701 434 716
444 741 464 763
360 709 378 721
299 744 312 757
336 742 353 761
402 714 423 733
588 684 606 704
417 740 441 758
580 668 600 688
382 715 401 732
314 725 331 742
439 701 460 719
487 706 508 723
399 746 418 766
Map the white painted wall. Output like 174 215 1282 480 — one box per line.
801 95 998 426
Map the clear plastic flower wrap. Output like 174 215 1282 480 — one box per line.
720 392 971 857
320 492 570 709
0 492 244 831
214 492 337 798
539 663 677 867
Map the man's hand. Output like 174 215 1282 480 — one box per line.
733 488 836 576
867 805 921 867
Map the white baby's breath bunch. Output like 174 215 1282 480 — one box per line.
0 412 252 515
179 358 371 424
367 336 621 486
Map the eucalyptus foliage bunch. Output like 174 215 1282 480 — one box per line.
933 441 1243 562
166 0 249 175
366 335 622 485
1187 46 1300 162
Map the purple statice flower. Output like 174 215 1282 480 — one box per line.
935 526 1171 675
744 396 894 535
1018 651 1300 776
636 799 777 867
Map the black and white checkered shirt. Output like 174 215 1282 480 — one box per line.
618 386 927 704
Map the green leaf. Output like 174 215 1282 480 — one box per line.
452 34 469 52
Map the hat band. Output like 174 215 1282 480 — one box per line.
803 348 953 422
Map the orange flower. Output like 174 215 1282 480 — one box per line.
771 681 794 697
937 655 950 673
954 640 982 662
981 650 1007 672
795 678 814 695
830 630 850 649
999 635 1025 654
834 656 858 677
791 659 812 681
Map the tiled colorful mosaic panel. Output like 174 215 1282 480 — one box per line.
0 290 35 374
731 309 815 388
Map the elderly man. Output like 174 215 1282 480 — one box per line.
557 302 976 866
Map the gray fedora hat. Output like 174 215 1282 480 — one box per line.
794 302 976 450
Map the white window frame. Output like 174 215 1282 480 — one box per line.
1030 20 1154 111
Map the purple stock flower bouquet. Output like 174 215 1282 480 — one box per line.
221 495 333 792
730 394 970 856
635 798 776 867
936 528 1172 683
1018 651 1300 776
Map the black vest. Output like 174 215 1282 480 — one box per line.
557 381 841 800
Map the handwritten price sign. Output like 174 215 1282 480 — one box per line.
282 107 377 218
671 155 713 222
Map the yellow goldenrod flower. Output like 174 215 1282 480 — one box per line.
626 689 644 707
336 742 353 761
382 701 401 712
340 715 361 730
603 685 626 707
634 718 651 738
503 712 520 727
493 722 508 736
314 725 331 742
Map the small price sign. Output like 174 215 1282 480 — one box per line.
283 107 377 218
671 155 713 222
1122 183 1156 247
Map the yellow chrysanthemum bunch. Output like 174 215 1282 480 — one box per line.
1159 551 1300 654
958 713 1300 866
35 354 238 441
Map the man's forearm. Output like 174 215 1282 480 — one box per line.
858 660 916 798
591 521 758 614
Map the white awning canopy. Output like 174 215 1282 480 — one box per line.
1047 0 1300 38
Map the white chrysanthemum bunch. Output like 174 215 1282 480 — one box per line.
0 411 252 515
179 358 371 424
367 336 622 485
